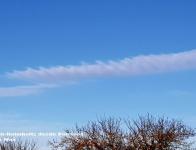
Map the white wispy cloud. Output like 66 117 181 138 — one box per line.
1 50 196 97
0 84 56 97
6 50 196 83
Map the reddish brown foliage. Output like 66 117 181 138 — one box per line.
50 115 195 150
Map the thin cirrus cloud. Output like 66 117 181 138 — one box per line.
6 49 196 83
0 84 56 97
1 49 196 97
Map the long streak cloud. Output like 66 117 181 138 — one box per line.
0 84 56 97
6 50 196 83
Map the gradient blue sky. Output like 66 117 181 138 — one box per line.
0 0 196 134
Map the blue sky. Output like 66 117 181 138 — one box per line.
0 0 196 136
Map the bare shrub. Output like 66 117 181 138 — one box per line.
50 115 195 150
0 140 37 150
